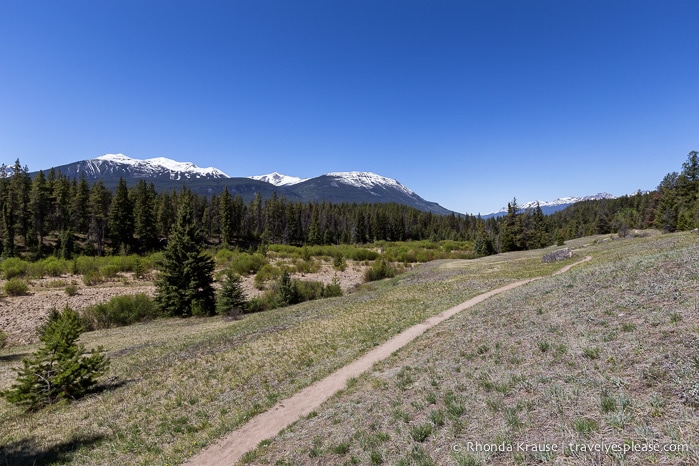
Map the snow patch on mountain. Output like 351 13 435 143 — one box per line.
94 154 229 179
249 172 307 186
517 193 616 210
324 172 414 195
485 193 617 217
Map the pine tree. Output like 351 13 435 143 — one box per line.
133 180 158 252
1 201 15 258
9 159 30 248
655 172 679 232
218 187 233 246
88 181 111 256
71 173 91 234
216 269 248 315
276 271 299 306
108 177 134 253
49 171 71 233
155 197 216 317
307 205 321 245
1 307 109 411
29 170 50 254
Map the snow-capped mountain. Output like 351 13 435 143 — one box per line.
324 172 415 196
50 153 229 181
484 193 617 218
29 155 454 215
249 172 307 186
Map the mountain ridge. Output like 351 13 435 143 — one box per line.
29 154 455 216
483 193 618 218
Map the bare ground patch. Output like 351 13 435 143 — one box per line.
0 261 368 346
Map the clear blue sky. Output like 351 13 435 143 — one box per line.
1 1 697 214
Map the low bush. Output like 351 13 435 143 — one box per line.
72 256 100 275
322 276 343 298
4 278 29 296
295 258 320 274
46 279 68 288
2 257 27 279
296 280 324 302
82 293 159 330
99 264 120 279
82 270 104 286
253 264 281 289
0 329 7 349
364 259 396 282
42 257 69 277
64 282 79 296
230 253 267 276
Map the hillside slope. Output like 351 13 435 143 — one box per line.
1 232 696 465
250 232 699 465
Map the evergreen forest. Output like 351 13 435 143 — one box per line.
0 151 696 260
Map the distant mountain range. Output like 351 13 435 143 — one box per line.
26 154 638 218
483 193 618 218
34 154 454 215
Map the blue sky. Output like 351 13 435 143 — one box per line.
1 1 697 214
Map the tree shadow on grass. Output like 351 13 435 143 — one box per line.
0 434 106 466
0 352 30 362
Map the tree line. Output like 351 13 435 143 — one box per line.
0 151 696 260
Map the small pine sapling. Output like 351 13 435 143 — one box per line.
1 307 109 411
217 269 248 316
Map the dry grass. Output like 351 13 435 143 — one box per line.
3 231 695 465
0 241 558 465
248 231 699 465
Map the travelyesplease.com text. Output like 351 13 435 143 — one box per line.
452 441 691 455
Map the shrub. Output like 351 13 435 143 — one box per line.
72 256 99 275
2 257 27 279
64 282 79 296
82 270 104 286
111 254 142 273
296 280 324 302
323 276 343 298
0 329 7 349
230 253 267 276
253 264 281 289
295 259 320 274
42 257 69 277
4 278 29 296
1 306 109 411
82 294 159 330
99 264 120 279
364 259 396 282
246 296 269 313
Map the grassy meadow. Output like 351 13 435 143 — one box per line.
247 231 699 465
1 232 697 465
0 240 540 465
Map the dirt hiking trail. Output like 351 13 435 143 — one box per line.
186 256 592 465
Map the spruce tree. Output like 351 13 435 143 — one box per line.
276 271 300 306
108 177 134 253
155 197 216 317
29 170 50 254
133 180 158 252
71 173 90 235
216 269 248 315
1 307 109 411
88 181 111 256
